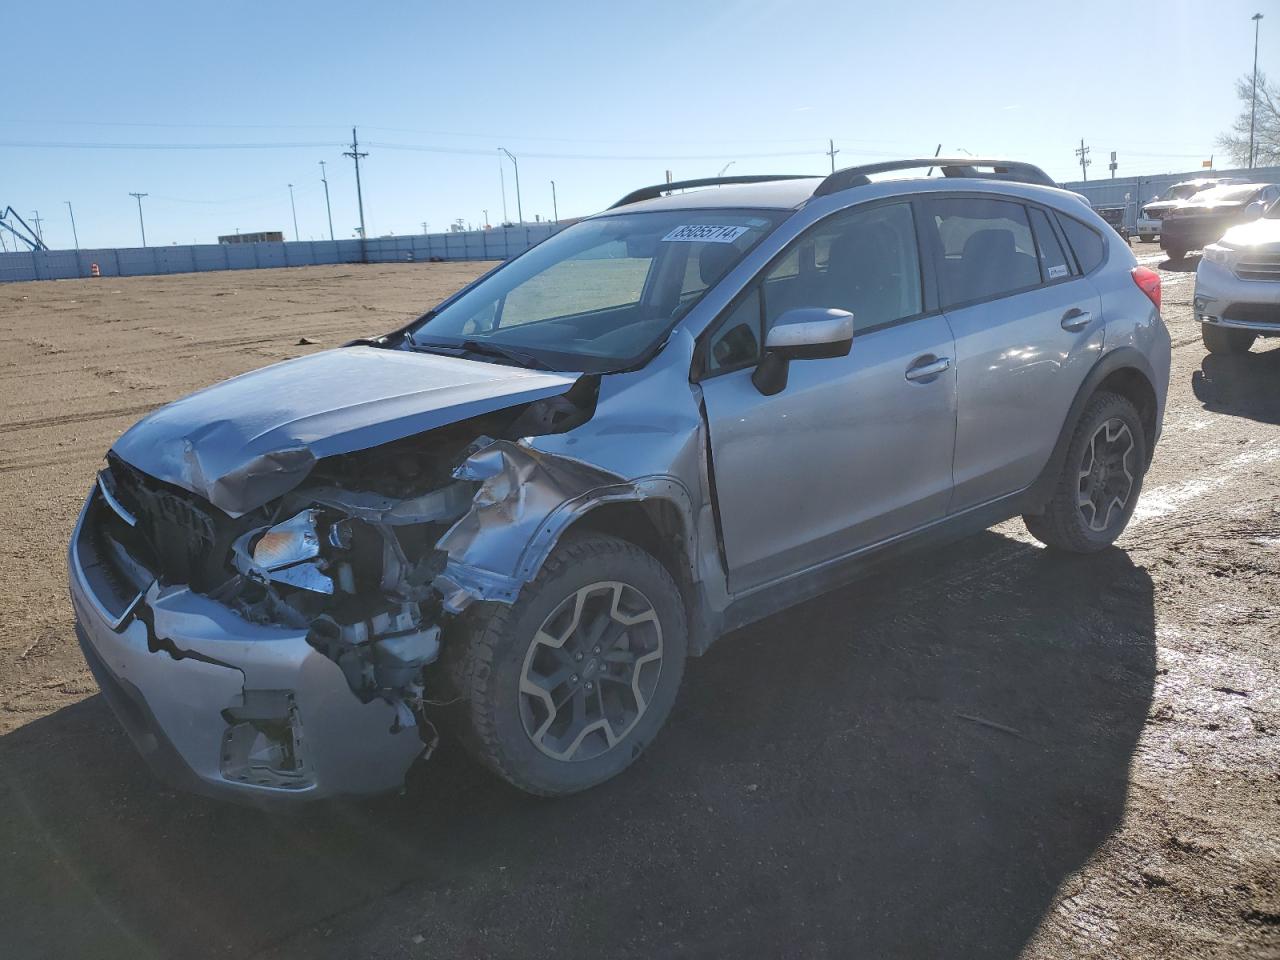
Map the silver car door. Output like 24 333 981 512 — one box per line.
921 196 1104 512
699 200 957 595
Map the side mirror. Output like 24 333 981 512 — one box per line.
1245 200 1266 219
752 308 854 395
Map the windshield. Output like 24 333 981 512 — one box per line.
406 209 784 372
1165 184 1200 200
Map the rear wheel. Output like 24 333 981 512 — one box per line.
458 532 687 796
1139 234 1156 243
1201 323 1256 355
1164 247 1186 261
1023 391 1147 553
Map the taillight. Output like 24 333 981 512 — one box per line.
1131 266 1161 311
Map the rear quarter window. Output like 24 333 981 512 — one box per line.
1058 215 1105 274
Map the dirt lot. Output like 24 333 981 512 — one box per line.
0 246 1276 959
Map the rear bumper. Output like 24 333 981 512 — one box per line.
68 487 428 804
1194 259 1280 336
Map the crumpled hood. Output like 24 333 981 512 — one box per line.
1219 216 1280 249
112 345 578 516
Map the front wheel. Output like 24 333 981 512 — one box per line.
458 532 687 796
1164 247 1186 261
1023 391 1147 553
1201 323 1256 355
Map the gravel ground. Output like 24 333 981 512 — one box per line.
0 246 1276 959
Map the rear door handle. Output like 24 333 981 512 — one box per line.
1061 308 1092 332
904 355 951 382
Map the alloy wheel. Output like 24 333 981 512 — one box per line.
1077 418 1136 533
519 581 663 762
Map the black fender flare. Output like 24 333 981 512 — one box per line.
1023 347 1158 513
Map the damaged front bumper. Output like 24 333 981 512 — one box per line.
69 489 430 803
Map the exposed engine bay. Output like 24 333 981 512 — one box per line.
94 379 600 736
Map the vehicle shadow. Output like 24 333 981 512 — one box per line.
0 532 1155 960
1160 253 1200 272
1191 341 1280 425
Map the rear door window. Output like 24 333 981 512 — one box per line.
1057 215 1106 274
1027 207 1074 281
926 197 1042 307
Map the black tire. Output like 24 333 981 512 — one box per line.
458 532 687 796
1139 234 1156 243
1201 323 1256 355
1023 391 1147 553
1164 247 1186 261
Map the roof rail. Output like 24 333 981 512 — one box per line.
609 174 813 209
813 158 1057 197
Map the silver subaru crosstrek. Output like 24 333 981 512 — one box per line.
70 159 1170 803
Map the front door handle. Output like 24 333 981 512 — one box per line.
904 355 951 382
1061 307 1092 332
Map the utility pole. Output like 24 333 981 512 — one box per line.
1250 12 1264 168
343 127 368 239
129 192 148 246
421 221 429 234
287 183 299 241
319 161 334 241
29 210 44 244
64 201 79 250
550 181 558 223
826 139 840 173
499 147 522 224
1074 139 1091 181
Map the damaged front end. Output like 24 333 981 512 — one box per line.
70 376 607 801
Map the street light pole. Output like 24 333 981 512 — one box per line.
1249 12 1264 168
499 147 523 224
550 181 558 223
288 183 299 241
128 192 148 246
65 201 79 251
319 160 334 241
483 208 489 228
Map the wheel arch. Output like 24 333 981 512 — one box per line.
1024 347 1160 512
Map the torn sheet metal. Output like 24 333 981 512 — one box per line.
433 330 715 609
111 345 577 517
434 440 623 605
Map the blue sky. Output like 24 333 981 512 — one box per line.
2 0 1270 249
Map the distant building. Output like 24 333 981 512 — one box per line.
218 231 284 245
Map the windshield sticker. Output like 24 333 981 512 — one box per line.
1047 264 1069 279
661 224 750 243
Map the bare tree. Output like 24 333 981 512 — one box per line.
1217 72 1280 168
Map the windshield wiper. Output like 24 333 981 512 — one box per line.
411 337 553 370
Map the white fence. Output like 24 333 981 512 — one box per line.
0 223 563 283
